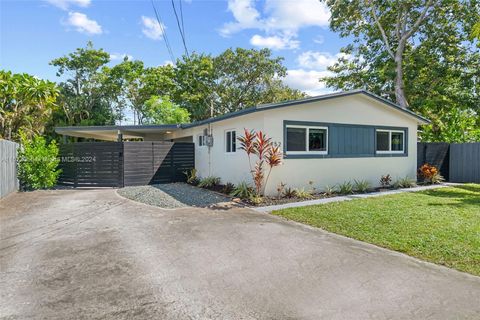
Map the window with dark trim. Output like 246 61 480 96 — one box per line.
376 129 404 153
225 130 236 153
198 135 205 147
286 125 328 154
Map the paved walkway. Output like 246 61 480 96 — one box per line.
1 188 479 319
254 184 448 212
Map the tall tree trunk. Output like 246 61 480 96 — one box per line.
394 52 408 109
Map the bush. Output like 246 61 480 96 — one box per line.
418 163 444 184
338 181 353 195
230 181 254 199
418 163 440 183
198 176 221 188
183 168 199 185
294 188 313 199
353 179 370 193
323 185 337 196
393 177 417 188
282 187 297 198
430 172 445 184
17 132 61 190
238 129 282 195
380 174 392 188
221 182 235 194
248 195 263 205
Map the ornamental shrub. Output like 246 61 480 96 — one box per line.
17 132 61 190
418 163 443 184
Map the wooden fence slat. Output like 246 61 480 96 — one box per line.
0 140 19 198
449 143 480 183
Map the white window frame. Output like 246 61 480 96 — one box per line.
376 129 405 154
285 125 328 155
225 129 236 153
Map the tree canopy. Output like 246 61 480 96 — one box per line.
173 48 305 120
0 70 59 141
49 41 122 127
321 0 480 142
45 43 304 130
143 95 190 124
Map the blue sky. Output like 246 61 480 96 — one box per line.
1 0 349 95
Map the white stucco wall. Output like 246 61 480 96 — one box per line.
166 94 422 195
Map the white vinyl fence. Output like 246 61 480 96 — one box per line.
0 140 19 198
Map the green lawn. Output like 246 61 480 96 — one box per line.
272 184 480 276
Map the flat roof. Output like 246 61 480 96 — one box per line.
55 124 181 141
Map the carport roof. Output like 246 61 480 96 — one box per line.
55 124 181 141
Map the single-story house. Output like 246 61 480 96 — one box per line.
56 89 429 195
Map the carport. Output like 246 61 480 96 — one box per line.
55 125 195 188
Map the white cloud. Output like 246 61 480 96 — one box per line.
283 50 349 96
284 69 334 96
262 0 330 32
250 34 299 50
220 0 330 49
110 53 133 61
45 0 91 10
141 16 164 40
220 0 261 36
65 12 102 35
221 0 330 35
297 51 336 70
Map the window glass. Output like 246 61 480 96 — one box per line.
376 131 390 151
226 130 236 152
286 127 306 151
226 131 231 152
309 128 327 151
391 132 404 151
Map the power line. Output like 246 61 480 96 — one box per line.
171 0 189 58
179 0 186 42
151 0 176 62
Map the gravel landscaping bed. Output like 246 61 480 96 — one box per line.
117 183 232 209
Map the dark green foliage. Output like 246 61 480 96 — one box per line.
230 181 254 199
198 176 221 188
49 41 121 129
282 187 297 198
183 168 199 185
221 182 235 195
0 71 59 141
321 0 480 142
17 132 61 190
338 181 353 195
172 48 305 120
393 177 417 188
353 179 370 193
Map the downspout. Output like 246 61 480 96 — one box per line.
207 99 213 176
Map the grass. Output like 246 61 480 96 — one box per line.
272 184 480 276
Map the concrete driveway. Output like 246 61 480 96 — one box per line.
1 189 479 319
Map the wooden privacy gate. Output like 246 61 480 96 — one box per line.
58 141 194 187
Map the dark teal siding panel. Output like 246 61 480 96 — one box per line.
283 120 407 159
329 125 373 156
